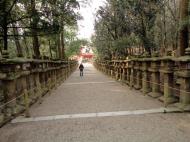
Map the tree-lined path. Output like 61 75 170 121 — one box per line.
1 63 190 142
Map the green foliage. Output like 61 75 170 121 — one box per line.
65 39 88 57
0 0 87 59
93 0 165 59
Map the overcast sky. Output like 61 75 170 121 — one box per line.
77 0 106 40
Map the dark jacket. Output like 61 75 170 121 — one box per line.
79 64 84 70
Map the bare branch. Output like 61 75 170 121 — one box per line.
6 0 18 15
8 16 32 25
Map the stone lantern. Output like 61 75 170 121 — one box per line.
159 56 178 106
148 57 162 98
175 47 190 110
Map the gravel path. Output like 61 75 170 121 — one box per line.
1 63 190 142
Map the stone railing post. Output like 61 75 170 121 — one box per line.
41 72 46 93
111 61 115 78
175 52 190 110
0 80 4 124
148 58 162 98
126 60 131 85
114 61 118 80
52 69 56 87
178 76 190 110
47 67 51 91
21 71 30 117
57 69 61 85
119 61 123 81
108 61 111 76
64 66 67 81
121 61 126 84
141 59 151 94
159 57 177 106
134 60 142 90
102 62 105 73
110 61 114 78
4 80 17 117
105 61 109 75
106 61 108 74
130 60 135 88
34 71 42 101
100 62 103 72
61 66 64 82
24 89 30 117
68 60 71 75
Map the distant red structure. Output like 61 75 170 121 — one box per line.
79 46 94 60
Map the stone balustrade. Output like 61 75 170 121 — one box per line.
94 56 190 110
0 59 78 126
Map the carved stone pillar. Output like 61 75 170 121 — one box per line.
121 62 126 84
148 59 162 98
34 72 41 100
4 80 16 117
141 60 151 94
28 73 35 101
129 61 135 88
66 64 69 79
108 62 111 75
119 62 123 81
111 61 115 78
103 62 105 73
53 70 56 86
105 62 109 75
61 68 64 82
178 76 190 110
0 80 4 124
115 62 119 80
41 72 46 93
159 58 177 106
20 76 30 117
47 71 52 91
134 61 142 90
126 61 131 85
175 53 190 110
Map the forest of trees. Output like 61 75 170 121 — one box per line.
0 0 88 60
0 0 189 61
92 0 190 60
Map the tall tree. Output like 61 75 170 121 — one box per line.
178 0 189 56
30 0 40 58
12 23 23 57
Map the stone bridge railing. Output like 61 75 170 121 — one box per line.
0 59 78 126
94 56 190 110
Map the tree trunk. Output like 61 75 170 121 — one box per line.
49 40 52 59
60 31 65 59
163 6 167 51
32 31 40 58
23 36 30 58
178 0 189 56
31 0 40 59
2 1 8 52
3 15 8 51
57 34 62 59
174 0 179 50
12 24 24 57
140 10 151 56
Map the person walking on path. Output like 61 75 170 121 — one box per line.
79 63 84 77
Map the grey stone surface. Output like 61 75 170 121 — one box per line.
1 63 190 142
